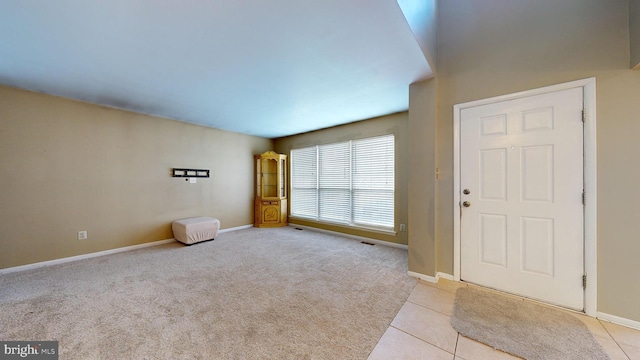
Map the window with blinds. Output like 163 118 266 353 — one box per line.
290 134 394 230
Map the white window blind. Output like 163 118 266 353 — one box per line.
352 135 394 228
290 146 317 218
290 134 394 230
319 142 351 223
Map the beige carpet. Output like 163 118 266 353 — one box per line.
451 286 609 360
0 227 416 359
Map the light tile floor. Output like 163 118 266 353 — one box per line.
368 279 640 360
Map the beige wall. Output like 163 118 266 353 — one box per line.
632 0 640 68
274 113 409 245
0 86 273 269
407 0 640 322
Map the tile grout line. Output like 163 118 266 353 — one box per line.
367 282 424 359
389 324 458 356
405 298 454 317
417 282 462 294
453 333 460 358
599 319 632 360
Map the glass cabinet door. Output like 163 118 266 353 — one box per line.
262 158 278 198
255 152 287 199
256 158 262 197
280 158 286 198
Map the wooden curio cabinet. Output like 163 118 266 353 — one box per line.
254 151 287 227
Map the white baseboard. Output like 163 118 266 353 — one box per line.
436 272 455 281
598 312 640 331
0 238 176 275
289 224 408 250
0 225 253 275
407 271 454 283
219 224 253 233
0 224 254 275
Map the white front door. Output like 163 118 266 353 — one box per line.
460 87 584 310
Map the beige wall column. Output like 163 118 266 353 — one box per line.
407 79 438 277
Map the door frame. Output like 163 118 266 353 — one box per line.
452 78 597 316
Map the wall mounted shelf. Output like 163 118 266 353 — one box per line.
172 168 210 178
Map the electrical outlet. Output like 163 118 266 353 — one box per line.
400 224 406 232
78 230 88 240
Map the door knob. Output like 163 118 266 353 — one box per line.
462 201 471 207
463 189 470 195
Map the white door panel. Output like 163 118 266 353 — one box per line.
460 87 584 310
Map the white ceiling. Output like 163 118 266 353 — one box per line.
0 0 433 138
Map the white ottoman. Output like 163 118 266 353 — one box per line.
172 217 220 245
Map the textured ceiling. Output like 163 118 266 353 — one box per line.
0 0 433 138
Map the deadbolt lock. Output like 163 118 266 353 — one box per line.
463 189 470 195
462 201 471 207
